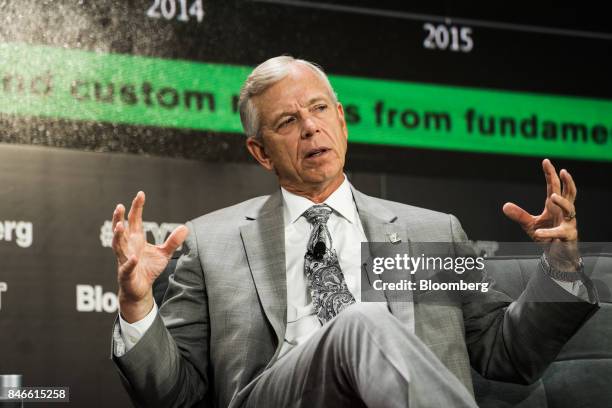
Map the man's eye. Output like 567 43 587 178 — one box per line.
278 117 295 129
315 104 328 112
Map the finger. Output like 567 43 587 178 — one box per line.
112 204 125 231
159 225 189 257
502 202 533 226
560 169 577 202
534 225 577 241
551 193 576 220
118 255 138 279
112 221 128 263
111 204 126 259
127 191 146 231
542 158 561 198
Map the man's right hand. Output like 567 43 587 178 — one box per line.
112 191 189 323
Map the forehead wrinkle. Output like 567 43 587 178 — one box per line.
270 94 330 125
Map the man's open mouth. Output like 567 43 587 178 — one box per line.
305 147 330 158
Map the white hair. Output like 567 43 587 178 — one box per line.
238 55 338 139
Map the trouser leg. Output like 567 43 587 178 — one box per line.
243 303 478 408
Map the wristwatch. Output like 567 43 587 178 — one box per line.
540 252 584 282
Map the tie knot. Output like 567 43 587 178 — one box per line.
303 204 332 225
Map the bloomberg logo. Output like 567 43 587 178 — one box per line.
0 220 33 248
76 284 118 313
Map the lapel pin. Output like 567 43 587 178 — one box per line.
388 233 401 244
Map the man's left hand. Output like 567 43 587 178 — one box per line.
503 159 580 270
503 158 578 242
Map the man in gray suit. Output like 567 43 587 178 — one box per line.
110 56 597 407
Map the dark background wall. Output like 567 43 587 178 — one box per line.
0 1 611 406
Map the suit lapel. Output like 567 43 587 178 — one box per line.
239 191 287 356
351 186 409 260
352 187 415 332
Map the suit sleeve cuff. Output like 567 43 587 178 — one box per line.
117 302 158 354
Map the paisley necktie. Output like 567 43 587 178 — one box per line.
303 204 356 324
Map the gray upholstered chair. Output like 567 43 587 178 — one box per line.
473 255 612 408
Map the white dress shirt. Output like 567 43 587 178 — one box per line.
279 176 367 357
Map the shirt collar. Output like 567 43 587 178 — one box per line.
281 175 357 226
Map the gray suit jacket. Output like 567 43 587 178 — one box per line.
112 186 598 408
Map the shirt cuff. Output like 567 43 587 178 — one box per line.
118 302 158 352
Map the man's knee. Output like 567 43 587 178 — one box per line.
328 302 393 335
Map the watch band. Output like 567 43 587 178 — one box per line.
540 252 584 282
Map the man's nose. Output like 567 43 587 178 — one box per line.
300 115 319 139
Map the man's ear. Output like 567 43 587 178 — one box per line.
246 136 275 171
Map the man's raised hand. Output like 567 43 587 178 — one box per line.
502 159 578 243
112 191 189 323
